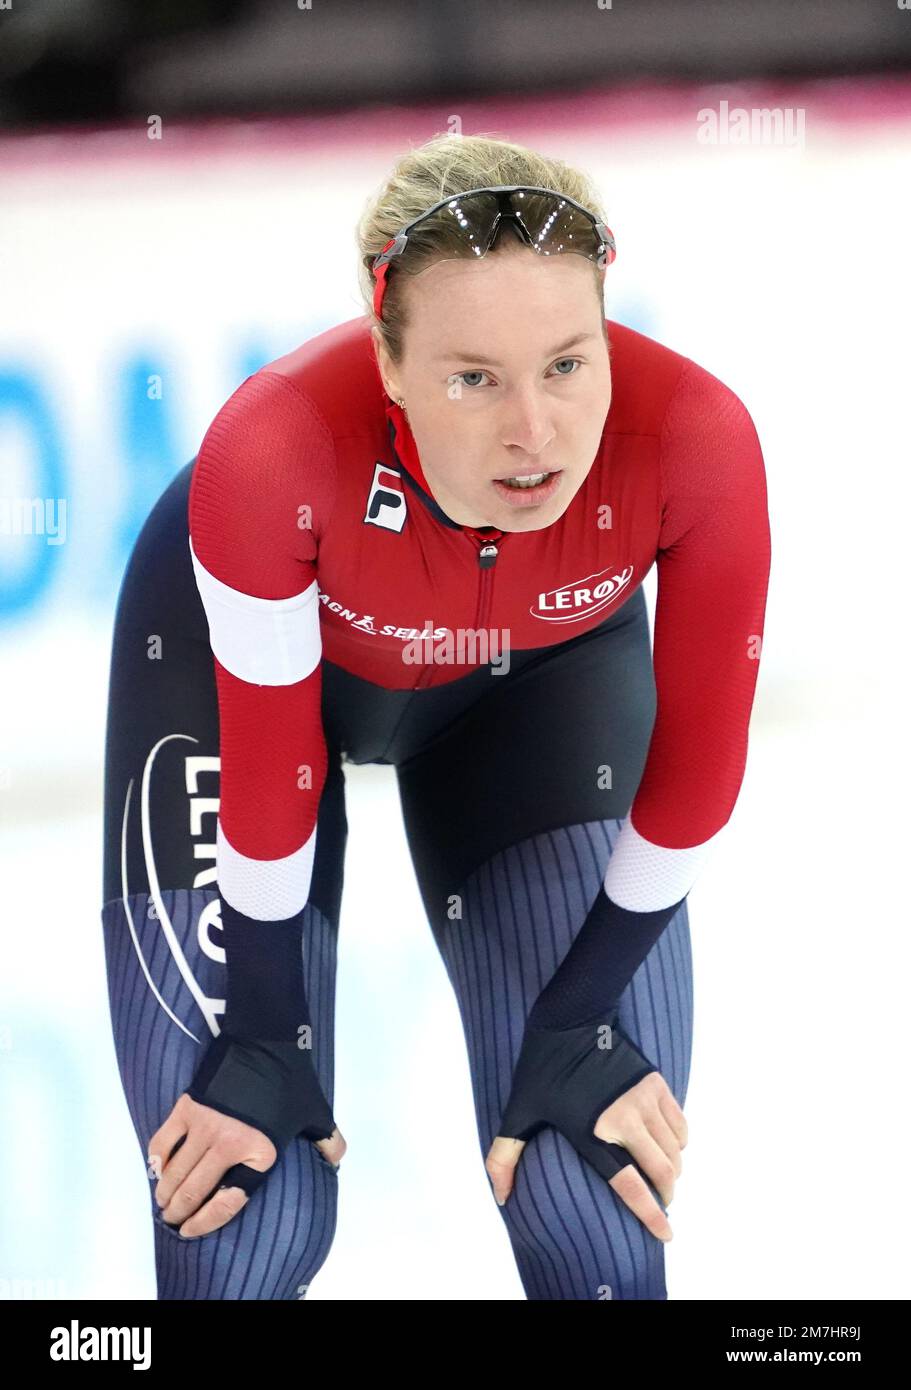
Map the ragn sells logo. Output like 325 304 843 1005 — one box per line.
318 588 449 643
531 563 635 623
364 461 407 532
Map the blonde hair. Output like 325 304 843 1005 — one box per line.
356 132 608 365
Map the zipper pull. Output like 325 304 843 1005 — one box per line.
468 527 503 568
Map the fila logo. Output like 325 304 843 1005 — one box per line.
364 461 407 532
531 563 635 623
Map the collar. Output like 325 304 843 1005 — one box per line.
384 399 503 541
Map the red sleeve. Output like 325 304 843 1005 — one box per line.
188 370 337 920
604 358 771 908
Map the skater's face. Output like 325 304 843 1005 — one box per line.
373 245 612 531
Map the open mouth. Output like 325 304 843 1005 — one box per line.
492 470 562 504
496 471 553 489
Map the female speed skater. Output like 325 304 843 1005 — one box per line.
100 131 771 1300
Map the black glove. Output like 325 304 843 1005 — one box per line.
185 1030 337 1198
183 896 337 1200
497 1014 658 1186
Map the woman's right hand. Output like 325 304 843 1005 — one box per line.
148 1094 346 1239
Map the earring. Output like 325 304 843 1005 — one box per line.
397 397 406 410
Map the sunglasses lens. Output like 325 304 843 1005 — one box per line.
373 189 611 319
505 192 605 259
409 192 503 258
409 190 604 263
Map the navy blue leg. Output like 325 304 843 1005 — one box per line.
411 818 693 1301
100 881 341 1300
100 462 345 1299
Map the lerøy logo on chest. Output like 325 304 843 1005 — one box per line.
531 563 635 623
364 461 407 532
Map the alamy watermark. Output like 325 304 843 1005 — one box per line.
0 1275 67 1298
49 1321 150 1369
0 497 67 544
697 99 806 149
401 622 511 673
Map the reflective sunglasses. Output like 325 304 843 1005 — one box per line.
371 184 616 320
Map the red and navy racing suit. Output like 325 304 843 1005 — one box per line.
100 315 770 1299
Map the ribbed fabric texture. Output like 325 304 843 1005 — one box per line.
100 888 339 1300
100 818 693 1299
436 820 693 1299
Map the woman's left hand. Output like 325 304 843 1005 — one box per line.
485 1018 687 1243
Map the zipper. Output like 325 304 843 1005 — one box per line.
413 527 506 691
467 528 505 629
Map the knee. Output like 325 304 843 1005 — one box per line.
151 1143 339 1300
495 1131 668 1300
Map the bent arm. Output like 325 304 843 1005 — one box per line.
188 370 338 1040
528 359 772 1030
